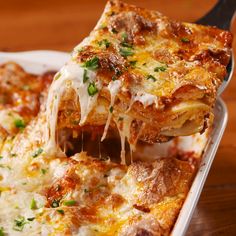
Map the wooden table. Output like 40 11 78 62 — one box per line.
0 0 235 235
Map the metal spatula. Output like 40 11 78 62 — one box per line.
196 0 235 95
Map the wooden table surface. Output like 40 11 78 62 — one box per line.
0 0 235 235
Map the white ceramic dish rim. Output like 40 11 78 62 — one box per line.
0 50 228 236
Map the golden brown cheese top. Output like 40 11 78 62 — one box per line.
73 0 232 105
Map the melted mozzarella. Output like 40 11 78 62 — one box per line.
45 62 100 156
101 80 122 141
115 115 134 165
133 92 159 108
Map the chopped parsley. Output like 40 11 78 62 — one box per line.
154 65 167 72
130 60 137 68
41 168 47 175
0 156 3 160
121 32 128 42
87 82 98 96
54 72 61 80
0 164 11 170
111 28 118 34
83 69 89 83
120 42 133 48
57 209 65 215
109 106 114 113
32 148 43 158
13 216 28 232
63 200 76 206
119 48 134 58
14 119 25 129
114 68 122 76
51 199 60 208
181 37 190 43
98 39 111 48
30 198 37 210
83 57 99 71
112 75 117 81
27 217 35 221
0 227 4 236
147 75 157 82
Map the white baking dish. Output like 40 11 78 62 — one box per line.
0 50 228 236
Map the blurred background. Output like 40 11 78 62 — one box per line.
0 0 225 51
0 0 235 235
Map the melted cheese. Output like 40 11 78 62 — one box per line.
101 80 122 141
45 62 100 156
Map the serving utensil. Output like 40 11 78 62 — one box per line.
196 0 235 95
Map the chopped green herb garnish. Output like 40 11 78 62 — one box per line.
130 60 137 68
119 48 134 58
13 216 28 232
51 199 60 208
154 66 167 72
14 119 25 129
115 68 122 76
109 106 114 113
181 37 190 43
54 72 61 80
83 69 89 83
122 32 128 42
27 217 35 222
147 75 157 82
30 198 37 210
63 200 76 206
112 75 117 81
0 227 4 236
11 153 17 157
41 168 47 175
32 148 43 158
83 57 99 71
120 42 133 48
0 156 3 159
0 164 11 170
98 39 111 48
57 209 65 215
111 28 118 34
87 82 98 96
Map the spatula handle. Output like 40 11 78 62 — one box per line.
196 0 236 30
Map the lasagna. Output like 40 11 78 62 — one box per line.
45 0 232 162
0 95 196 235
0 0 233 235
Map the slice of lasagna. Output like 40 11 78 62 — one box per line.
45 0 232 162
